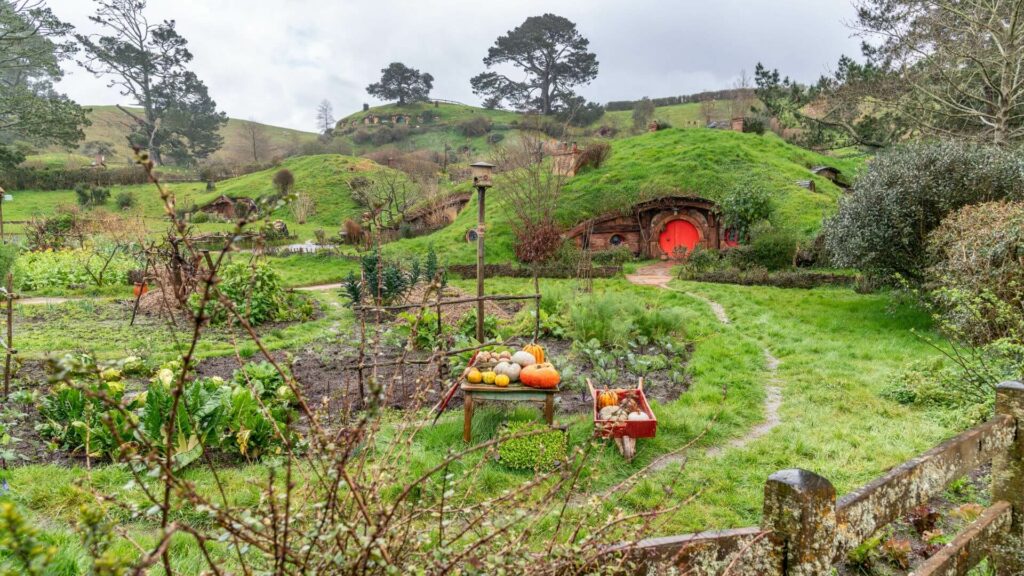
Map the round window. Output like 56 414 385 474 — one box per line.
609 234 624 246
466 229 479 243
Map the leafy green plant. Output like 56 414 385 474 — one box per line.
498 420 567 471
14 247 138 292
194 261 309 325
73 183 110 208
115 191 136 210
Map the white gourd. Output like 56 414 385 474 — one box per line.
494 361 521 382
510 351 537 367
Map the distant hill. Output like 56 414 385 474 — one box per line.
27 105 319 168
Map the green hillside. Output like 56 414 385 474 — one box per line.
4 154 405 239
27 105 319 167
597 101 743 131
387 129 867 264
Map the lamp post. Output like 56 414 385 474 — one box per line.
469 161 495 342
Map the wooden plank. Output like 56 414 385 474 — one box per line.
461 383 558 394
835 415 1016 558
911 501 1012 576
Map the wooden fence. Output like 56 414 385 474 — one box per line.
614 381 1024 575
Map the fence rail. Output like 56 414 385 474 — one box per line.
617 381 1024 575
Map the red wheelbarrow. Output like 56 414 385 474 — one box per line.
587 378 658 460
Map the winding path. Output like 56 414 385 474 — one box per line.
626 262 782 462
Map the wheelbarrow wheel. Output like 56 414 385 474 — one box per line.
614 436 636 461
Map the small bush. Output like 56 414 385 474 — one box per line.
498 421 567 471
74 183 111 208
742 115 767 135
0 243 19 281
14 247 138 291
273 169 295 194
746 228 798 270
190 211 210 224
486 132 505 145
589 244 634 265
193 261 310 325
574 141 611 173
457 116 492 137
115 191 136 210
926 201 1024 344
351 130 372 144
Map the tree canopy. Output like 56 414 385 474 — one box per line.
0 0 89 169
470 13 598 115
76 0 227 164
366 62 433 106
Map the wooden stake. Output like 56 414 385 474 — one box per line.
475 186 486 343
3 273 13 398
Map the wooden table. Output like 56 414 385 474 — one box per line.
461 382 558 442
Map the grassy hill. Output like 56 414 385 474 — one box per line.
26 106 319 168
386 128 868 264
4 154 406 239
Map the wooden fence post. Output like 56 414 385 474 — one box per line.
763 469 837 576
993 381 1024 575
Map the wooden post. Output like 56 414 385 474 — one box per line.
463 392 474 443
993 381 1024 575
762 469 836 576
475 186 485 343
3 273 12 398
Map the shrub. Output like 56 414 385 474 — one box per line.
925 201 1024 344
589 244 634 266
0 243 19 282
574 141 611 173
457 116 492 137
498 421 567 471
719 179 774 239
351 129 372 144
115 191 136 210
486 132 505 145
742 115 767 135
746 227 798 270
193 261 309 325
291 193 316 224
371 127 396 146
74 183 111 208
190 210 210 224
273 169 295 195
825 141 1024 282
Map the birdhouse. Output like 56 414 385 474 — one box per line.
469 161 495 188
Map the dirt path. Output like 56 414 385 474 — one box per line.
625 261 781 464
16 297 80 305
295 283 342 292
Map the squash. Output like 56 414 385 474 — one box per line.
482 371 497 385
598 405 627 421
510 351 537 367
597 388 619 409
466 368 483 384
520 362 560 389
523 344 545 364
494 374 510 387
494 361 521 382
627 411 649 421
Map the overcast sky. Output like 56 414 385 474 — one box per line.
46 0 862 132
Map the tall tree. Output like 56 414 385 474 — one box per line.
855 0 1024 145
75 0 227 164
316 99 334 134
0 0 88 169
470 14 598 115
366 63 433 106
243 117 269 164
632 97 654 131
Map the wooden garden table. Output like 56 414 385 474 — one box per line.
461 382 558 442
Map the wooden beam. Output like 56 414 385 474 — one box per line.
912 501 1012 576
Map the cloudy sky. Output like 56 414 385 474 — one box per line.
46 0 862 132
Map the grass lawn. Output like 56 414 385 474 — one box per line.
0 277 964 571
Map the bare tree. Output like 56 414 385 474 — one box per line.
491 132 569 262
243 117 271 163
350 170 415 229
730 69 755 118
700 97 718 125
855 0 1024 145
316 99 335 134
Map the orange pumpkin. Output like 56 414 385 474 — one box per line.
520 362 560 389
597 388 619 409
523 344 545 364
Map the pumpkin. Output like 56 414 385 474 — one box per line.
494 361 521 382
597 388 619 409
520 362 560 389
510 351 537 367
627 411 649 421
482 371 497 385
494 374 510 387
598 405 627 421
523 344 545 364
466 368 483 384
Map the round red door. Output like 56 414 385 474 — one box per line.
658 219 700 258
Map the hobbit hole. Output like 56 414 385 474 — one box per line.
564 196 732 259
